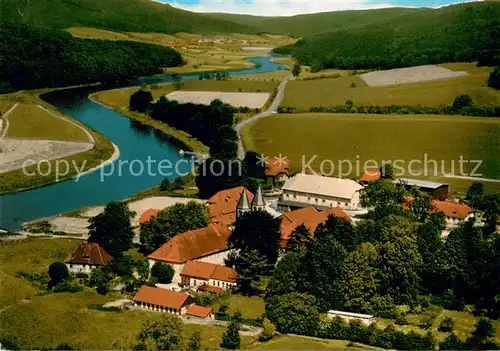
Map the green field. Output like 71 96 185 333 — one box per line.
281 64 500 110
4 104 90 142
242 113 500 194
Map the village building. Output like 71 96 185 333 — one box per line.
279 173 363 210
180 260 237 291
134 285 189 314
431 200 474 227
139 209 159 224
185 305 214 320
327 310 376 326
265 158 291 185
359 170 381 184
64 243 112 273
395 178 449 200
280 206 350 246
207 186 254 227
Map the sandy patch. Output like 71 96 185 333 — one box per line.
0 138 94 174
48 217 91 236
242 47 273 53
360 65 468 87
81 206 106 218
166 91 270 108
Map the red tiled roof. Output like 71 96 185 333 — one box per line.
280 206 350 240
134 286 189 310
64 243 112 265
360 170 381 182
148 224 230 264
198 284 224 294
431 200 472 219
181 260 237 283
186 305 213 318
208 186 254 218
211 265 237 283
266 159 291 177
139 209 159 224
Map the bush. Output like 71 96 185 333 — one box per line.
395 315 408 325
221 321 240 349
259 318 276 342
419 315 434 330
453 94 473 109
488 67 500 90
151 261 174 284
439 317 455 332
351 82 357 88
75 272 89 279
48 261 69 288
52 280 83 293
129 89 153 112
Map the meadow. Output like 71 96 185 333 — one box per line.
0 91 115 194
281 64 500 110
242 113 500 194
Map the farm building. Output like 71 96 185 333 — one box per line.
180 260 237 291
133 285 189 315
279 173 363 210
280 206 350 247
327 310 376 325
359 170 381 184
395 178 449 200
185 305 214 320
431 200 474 228
64 243 112 273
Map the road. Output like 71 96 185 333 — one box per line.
236 75 292 159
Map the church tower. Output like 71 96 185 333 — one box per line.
237 189 251 218
251 185 266 211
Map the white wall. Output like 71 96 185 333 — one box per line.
281 190 360 210
66 263 98 274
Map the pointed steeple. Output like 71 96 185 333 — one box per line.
237 189 251 217
251 185 266 211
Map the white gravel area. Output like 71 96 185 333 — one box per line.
47 217 91 236
166 91 270 108
360 65 468 87
0 138 94 173
81 206 106 218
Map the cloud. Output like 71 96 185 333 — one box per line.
163 0 397 16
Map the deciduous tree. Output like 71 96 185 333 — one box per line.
136 314 184 350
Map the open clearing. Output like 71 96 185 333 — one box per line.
360 65 468 87
242 113 500 193
166 91 270 108
282 63 500 110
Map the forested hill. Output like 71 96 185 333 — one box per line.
274 2 500 70
206 7 421 37
1 0 256 34
0 24 183 92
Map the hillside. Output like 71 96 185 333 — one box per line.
207 7 421 37
1 0 257 34
274 1 500 70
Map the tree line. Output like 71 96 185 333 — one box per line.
0 23 183 92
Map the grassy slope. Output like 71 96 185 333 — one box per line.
279 2 500 63
207 7 421 37
4 104 90 142
242 113 500 193
282 63 500 109
2 0 256 34
0 90 115 194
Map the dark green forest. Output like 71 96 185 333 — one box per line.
0 24 183 91
274 2 500 70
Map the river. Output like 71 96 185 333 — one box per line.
0 56 287 231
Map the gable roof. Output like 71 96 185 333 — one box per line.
134 286 189 310
186 305 213 318
148 223 230 264
282 174 362 200
181 260 237 283
265 159 291 177
207 186 254 218
64 243 112 266
139 209 159 224
431 200 473 219
281 206 350 240
360 170 381 182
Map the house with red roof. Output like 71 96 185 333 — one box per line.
64 243 112 273
431 200 474 228
180 260 237 291
265 158 291 185
134 285 190 315
185 305 214 320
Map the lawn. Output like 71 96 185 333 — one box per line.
242 113 500 194
251 334 379 350
4 103 90 142
212 294 266 320
281 63 500 110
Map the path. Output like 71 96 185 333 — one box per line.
236 75 292 159
0 103 19 138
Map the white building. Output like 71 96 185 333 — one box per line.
327 310 376 325
180 260 237 293
64 243 112 274
279 173 363 210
